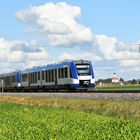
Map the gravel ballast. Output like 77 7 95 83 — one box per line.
1 92 140 100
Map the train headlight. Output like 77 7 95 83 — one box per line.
17 83 21 87
84 81 89 85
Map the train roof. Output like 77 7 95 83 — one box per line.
22 62 70 74
21 59 91 74
0 60 92 75
0 71 20 77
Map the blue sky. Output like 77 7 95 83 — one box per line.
0 0 140 80
1 0 140 42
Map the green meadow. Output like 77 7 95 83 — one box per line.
94 84 140 90
0 96 140 140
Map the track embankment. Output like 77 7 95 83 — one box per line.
0 91 140 100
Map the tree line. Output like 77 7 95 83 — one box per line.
96 78 140 84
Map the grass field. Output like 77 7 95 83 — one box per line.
94 84 140 90
0 96 140 139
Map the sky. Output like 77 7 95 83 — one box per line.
0 0 140 80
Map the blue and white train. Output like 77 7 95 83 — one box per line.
0 60 96 91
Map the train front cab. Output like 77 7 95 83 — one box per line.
70 60 96 89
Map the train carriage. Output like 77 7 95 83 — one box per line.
0 71 21 91
0 60 96 91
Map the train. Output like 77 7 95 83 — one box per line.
0 60 96 92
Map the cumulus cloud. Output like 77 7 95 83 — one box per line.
118 59 140 67
96 35 140 60
16 2 139 59
0 38 50 72
16 2 96 47
58 52 102 62
95 35 140 75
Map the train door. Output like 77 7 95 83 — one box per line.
55 69 57 86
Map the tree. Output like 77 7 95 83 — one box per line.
131 79 137 84
120 78 124 82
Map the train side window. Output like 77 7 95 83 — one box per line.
11 76 13 83
34 72 35 83
50 70 52 82
28 73 30 83
32 73 34 83
38 72 40 81
33 73 35 83
31 73 33 83
46 70 48 82
30 73 32 83
49 70 51 82
52 70 54 82
59 68 61 78
34 73 35 83
22 74 25 82
61 68 63 78
51 70 52 82
50 70 53 82
22 74 23 82
33 72 35 83
48 70 50 82
63 68 65 78
64 67 68 78
23 74 27 82
11 76 14 83
42 71 45 80
31 73 32 83
51 70 53 82
63 68 64 78
23 74 25 82
35 72 37 83
58 68 60 78
62 68 64 78
70 68 72 78
26 74 28 82
47 70 49 82
45 70 47 82
24 74 27 82
60 68 62 78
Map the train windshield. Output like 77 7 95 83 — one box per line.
76 64 91 76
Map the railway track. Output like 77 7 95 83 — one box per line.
1 89 140 93
85 90 140 93
0 90 140 100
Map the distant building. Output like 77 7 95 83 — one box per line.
112 73 120 83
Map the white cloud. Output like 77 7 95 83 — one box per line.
16 2 139 60
0 38 51 72
16 2 96 47
118 59 140 67
96 35 140 60
58 52 102 63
